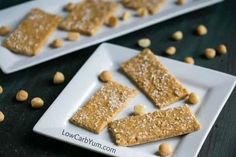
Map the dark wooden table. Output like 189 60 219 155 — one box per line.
0 0 236 156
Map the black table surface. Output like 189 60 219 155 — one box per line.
0 0 236 157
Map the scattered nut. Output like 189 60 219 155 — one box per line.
184 56 195 64
121 11 130 21
53 72 65 85
205 48 216 59
31 97 44 109
107 16 119 27
67 32 80 41
0 111 4 123
64 2 76 12
99 71 112 82
0 25 10 36
51 39 64 48
196 25 208 36
217 44 227 55
165 46 176 56
0 86 3 94
16 90 28 102
187 92 200 104
159 143 172 157
176 0 185 5
134 104 146 116
138 38 151 48
171 31 183 41
137 7 149 17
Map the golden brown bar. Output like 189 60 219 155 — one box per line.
59 0 119 35
122 0 166 14
109 105 200 146
70 81 138 134
3 8 61 56
121 49 189 108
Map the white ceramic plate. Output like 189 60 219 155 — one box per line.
0 0 223 74
33 43 236 157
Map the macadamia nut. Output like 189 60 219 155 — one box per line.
0 25 10 36
217 44 227 55
176 0 185 5
138 38 151 48
0 111 4 122
51 39 64 48
137 8 149 17
16 90 28 102
121 11 130 21
99 71 112 82
67 32 80 41
0 86 3 94
184 56 195 64
205 48 216 59
134 104 146 116
172 31 183 41
159 143 172 157
53 72 65 84
107 16 119 27
196 25 208 36
187 92 200 104
165 46 176 56
31 97 44 109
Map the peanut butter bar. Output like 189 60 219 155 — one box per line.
121 49 189 108
3 8 61 56
122 0 166 14
70 81 138 134
59 0 119 35
109 105 200 146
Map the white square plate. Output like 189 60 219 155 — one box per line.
0 0 223 74
33 43 236 157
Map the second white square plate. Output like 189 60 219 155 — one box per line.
33 43 236 157
0 0 222 73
